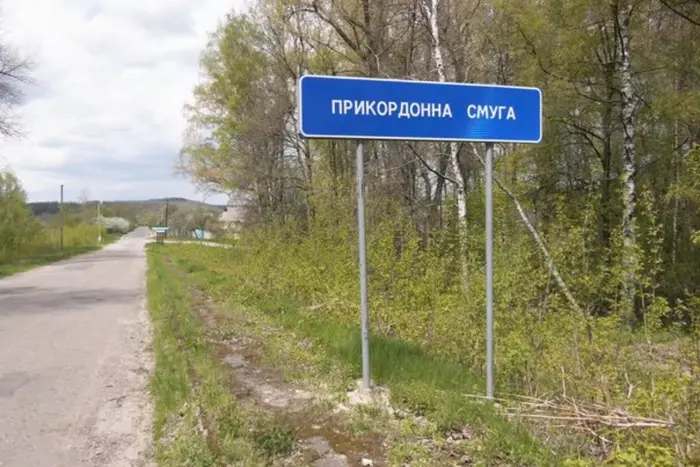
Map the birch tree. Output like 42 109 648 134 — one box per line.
423 0 470 287
179 0 700 326
617 1 639 318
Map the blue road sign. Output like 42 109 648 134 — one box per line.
298 75 542 143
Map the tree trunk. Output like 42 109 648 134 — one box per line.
424 0 469 287
618 3 638 321
600 62 615 254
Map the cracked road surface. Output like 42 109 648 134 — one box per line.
0 228 153 467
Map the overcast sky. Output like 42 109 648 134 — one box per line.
1 0 247 203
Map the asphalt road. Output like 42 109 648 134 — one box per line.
0 228 153 467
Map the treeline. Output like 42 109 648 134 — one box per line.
179 0 700 318
179 0 700 462
0 170 131 264
160 202 226 238
0 167 226 264
29 198 224 218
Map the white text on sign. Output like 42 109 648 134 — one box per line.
466 105 517 120
331 100 453 118
330 100 517 121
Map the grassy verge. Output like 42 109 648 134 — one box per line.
147 245 304 466
0 233 122 278
163 235 237 246
156 243 561 466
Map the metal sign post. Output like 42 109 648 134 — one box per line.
484 142 494 399
152 226 169 245
298 74 542 397
356 141 371 390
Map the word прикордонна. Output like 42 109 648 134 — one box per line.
331 99 452 118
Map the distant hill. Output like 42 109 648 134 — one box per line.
28 197 227 217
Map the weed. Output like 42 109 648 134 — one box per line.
251 421 297 458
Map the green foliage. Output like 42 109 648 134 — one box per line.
184 184 697 462
176 0 700 463
0 169 110 272
0 170 42 256
178 13 278 196
606 445 675 466
250 421 296 458
162 244 557 465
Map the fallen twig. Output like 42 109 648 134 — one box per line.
463 393 674 434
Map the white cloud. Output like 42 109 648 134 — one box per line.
0 0 247 203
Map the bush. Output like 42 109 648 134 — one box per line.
223 179 699 463
99 216 131 234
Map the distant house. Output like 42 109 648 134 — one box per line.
218 193 250 231
192 228 214 240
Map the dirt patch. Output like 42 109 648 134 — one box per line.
185 284 388 466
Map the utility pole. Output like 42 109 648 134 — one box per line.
164 199 169 226
59 184 64 250
97 200 102 244
164 199 169 238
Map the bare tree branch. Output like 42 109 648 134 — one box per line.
0 42 34 139
660 0 700 27
404 142 461 187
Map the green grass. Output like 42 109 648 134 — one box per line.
0 233 122 278
147 245 298 466
164 244 559 466
252 295 553 465
264 299 552 465
163 235 237 247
